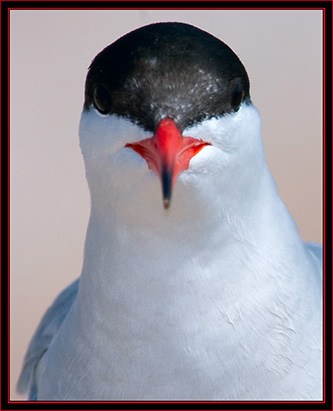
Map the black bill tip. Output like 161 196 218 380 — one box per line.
161 168 173 209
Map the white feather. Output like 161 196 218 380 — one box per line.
18 103 322 400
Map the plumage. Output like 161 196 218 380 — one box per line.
17 22 322 401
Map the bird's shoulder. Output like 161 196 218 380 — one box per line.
17 278 79 399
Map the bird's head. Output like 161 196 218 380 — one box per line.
79 23 265 226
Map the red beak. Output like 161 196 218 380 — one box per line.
125 118 211 209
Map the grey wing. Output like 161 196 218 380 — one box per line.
305 241 322 265
17 278 79 400
304 241 323 284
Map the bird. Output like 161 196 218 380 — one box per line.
17 22 323 401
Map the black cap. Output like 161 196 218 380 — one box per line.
84 22 251 132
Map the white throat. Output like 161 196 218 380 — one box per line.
77 102 315 345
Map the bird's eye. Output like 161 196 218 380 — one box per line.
93 85 111 114
230 81 244 112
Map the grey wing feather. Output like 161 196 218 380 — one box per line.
305 241 323 264
17 278 79 399
304 241 323 284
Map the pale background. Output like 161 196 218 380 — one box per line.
10 9 323 400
